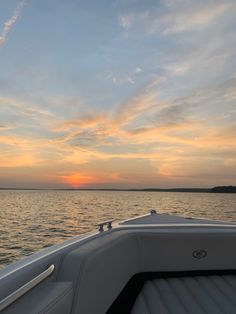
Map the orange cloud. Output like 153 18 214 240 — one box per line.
54 112 108 131
0 153 40 168
1 78 235 188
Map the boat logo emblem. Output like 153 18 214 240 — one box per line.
193 249 207 259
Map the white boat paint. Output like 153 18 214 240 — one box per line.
1 212 236 313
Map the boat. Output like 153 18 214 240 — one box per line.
1 210 236 313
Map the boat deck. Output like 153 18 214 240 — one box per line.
2 212 236 314
120 213 236 226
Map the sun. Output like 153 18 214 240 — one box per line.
60 173 97 188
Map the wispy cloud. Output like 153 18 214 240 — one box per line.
53 77 236 152
118 15 133 30
161 2 231 35
54 112 108 131
0 124 14 131
107 73 134 85
0 0 28 48
118 1 233 35
1 83 235 187
114 92 157 127
106 66 142 86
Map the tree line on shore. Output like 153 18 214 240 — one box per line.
0 186 235 193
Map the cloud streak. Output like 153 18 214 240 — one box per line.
118 1 232 35
0 0 28 48
161 2 231 35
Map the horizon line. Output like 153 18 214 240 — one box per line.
0 186 234 192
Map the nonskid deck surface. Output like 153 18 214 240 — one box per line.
120 213 236 225
131 274 236 314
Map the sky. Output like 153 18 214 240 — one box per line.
0 0 235 189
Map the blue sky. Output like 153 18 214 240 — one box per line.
0 0 235 188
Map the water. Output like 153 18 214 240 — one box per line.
0 190 236 269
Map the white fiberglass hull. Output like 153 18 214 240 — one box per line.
1 212 236 313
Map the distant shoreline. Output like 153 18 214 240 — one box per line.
0 186 235 193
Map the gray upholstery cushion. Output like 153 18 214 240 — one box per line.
131 275 236 314
3 282 73 314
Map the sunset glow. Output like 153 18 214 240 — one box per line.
61 173 100 188
0 0 235 189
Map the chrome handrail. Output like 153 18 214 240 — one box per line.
0 264 55 311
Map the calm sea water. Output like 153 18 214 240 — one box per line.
0 190 236 269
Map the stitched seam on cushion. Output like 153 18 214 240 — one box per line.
208 276 236 308
179 277 208 314
72 234 135 313
140 292 151 314
165 278 188 313
221 275 236 292
38 286 73 314
68 253 88 314
152 280 171 314
55 253 65 281
148 280 169 314
195 276 227 314
215 276 236 307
